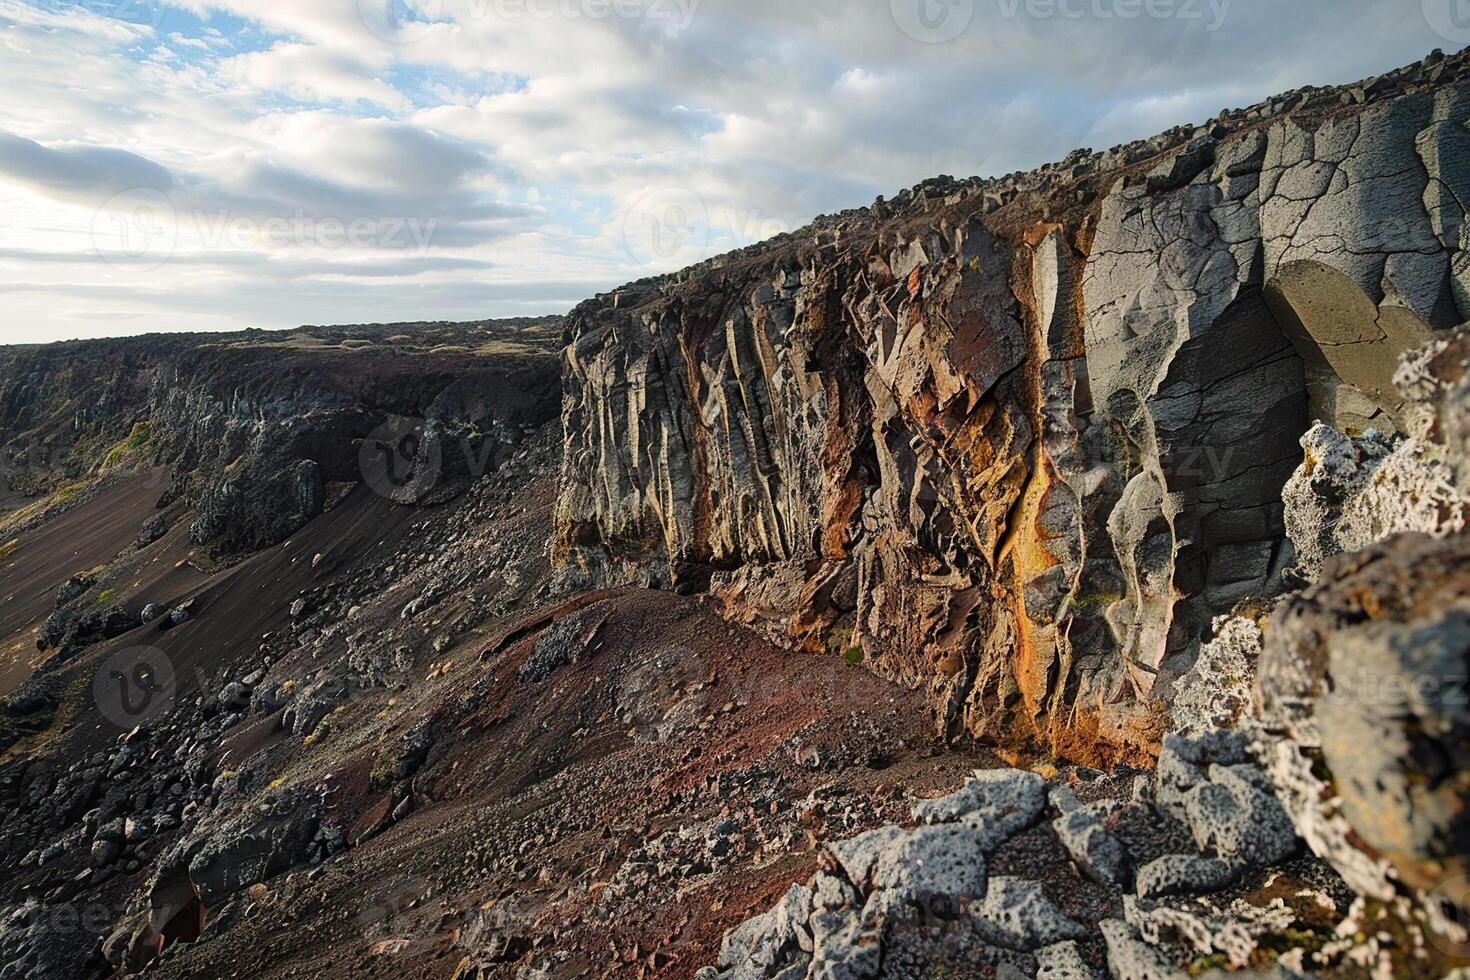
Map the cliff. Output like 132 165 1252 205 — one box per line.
554 46 1470 767
0 320 562 556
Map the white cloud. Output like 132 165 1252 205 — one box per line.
222 43 410 110
0 0 1451 342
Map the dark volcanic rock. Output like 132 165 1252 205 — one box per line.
0 320 563 558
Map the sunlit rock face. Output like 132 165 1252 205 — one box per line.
556 54 1470 766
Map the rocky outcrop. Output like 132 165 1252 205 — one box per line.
557 50 1470 765
703 321 1470 977
0 321 562 557
701 740 1338 980
151 343 559 555
1251 329 1470 913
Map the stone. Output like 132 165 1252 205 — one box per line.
1100 919 1186 980
971 877 1088 951
827 827 906 889
518 612 606 684
54 574 95 608
1124 895 1296 970
1180 765 1297 867
1154 731 1250 821
869 825 989 907
1135 855 1236 899
1036 941 1099 979
1282 423 1465 581
912 769 1046 851
89 838 122 867
1171 616 1262 737
217 683 251 709
1257 531 1470 903
1053 808 1128 888
717 883 812 978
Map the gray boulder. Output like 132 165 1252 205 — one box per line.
1053 807 1128 888
912 769 1046 852
1135 855 1236 899
971 877 1087 951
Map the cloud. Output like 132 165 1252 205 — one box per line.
0 246 495 279
0 131 175 204
0 0 1452 342
222 42 411 110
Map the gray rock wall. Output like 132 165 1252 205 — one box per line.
556 51 1470 765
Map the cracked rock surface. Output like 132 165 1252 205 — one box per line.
709 325 1470 976
556 48 1470 767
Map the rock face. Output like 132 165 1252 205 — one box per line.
152 343 558 555
0 322 562 556
557 52 1470 765
700 320 1470 978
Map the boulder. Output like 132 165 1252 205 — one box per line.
1257 531 1470 900
912 769 1046 851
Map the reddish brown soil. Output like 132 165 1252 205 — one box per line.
0 453 988 980
0 470 169 694
148 588 987 980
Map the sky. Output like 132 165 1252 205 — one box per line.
0 0 1455 343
